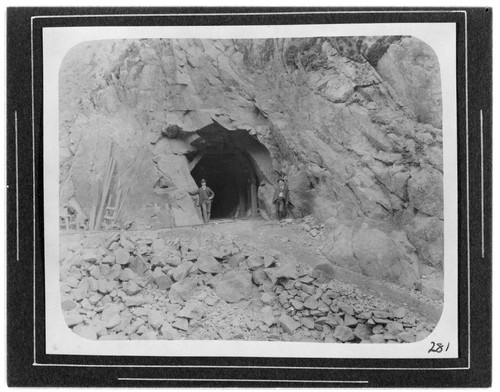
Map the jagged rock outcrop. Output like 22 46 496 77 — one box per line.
372 37 443 128
59 36 443 291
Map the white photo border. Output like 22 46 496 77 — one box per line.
37 11 465 368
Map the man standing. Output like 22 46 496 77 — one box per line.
194 179 215 224
272 178 289 221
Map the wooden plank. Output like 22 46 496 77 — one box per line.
95 143 115 229
107 178 122 224
91 142 112 229
114 186 129 226
97 158 115 228
88 178 102 230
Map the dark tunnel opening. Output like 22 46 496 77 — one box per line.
190 152 258 220
187 126 274 221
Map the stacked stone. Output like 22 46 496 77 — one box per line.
269 265 434 343
59 231 434 343
59 231 242 340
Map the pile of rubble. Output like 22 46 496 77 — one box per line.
59 230 435 342
270 265 434 343
279 215 325 239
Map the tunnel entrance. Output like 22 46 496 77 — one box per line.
188 127 271 220
190 152 258 219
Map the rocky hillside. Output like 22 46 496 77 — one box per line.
59 36 443 293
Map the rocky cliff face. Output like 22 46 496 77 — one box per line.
59 36 443 293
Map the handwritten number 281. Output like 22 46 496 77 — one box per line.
428 342 450 353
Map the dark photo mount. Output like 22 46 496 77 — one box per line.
6 7 491 388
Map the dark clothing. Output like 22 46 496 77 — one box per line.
191 186 214 223
273 183 289 204
201 200 212 224
275 198 286 220
273 183 289 220
197 186 215 203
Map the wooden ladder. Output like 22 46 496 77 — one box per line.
102 186 121 228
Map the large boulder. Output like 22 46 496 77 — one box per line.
214 270 253 303
177 300 206 320
169 277 198 302
351 225 420 288
333 325 355 342
404 212 444 268
279 314 301 334
407 167 443 219
265 261 298 284
375 37 442 128
129 255 149 275
322 221 420 288
171 261 194 282
320 223 359 272
195 254 223 274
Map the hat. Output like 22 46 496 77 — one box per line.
201 179 206 183
277 178 284 183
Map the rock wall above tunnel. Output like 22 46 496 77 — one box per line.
59 35 443 290
373 37 443 128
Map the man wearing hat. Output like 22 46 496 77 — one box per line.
272 178 289 220
194 179 215 224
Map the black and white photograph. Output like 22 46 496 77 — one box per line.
6 7 492 388
46 22 457 357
